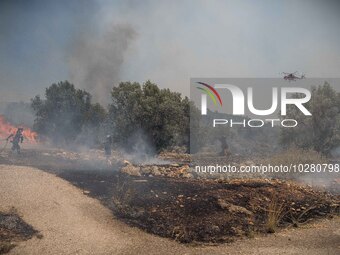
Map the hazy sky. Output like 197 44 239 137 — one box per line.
1 0 340 103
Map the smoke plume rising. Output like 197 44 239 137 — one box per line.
68 23 136 104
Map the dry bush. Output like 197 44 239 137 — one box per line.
262 147 327 179
265 195 286 233
265 147 327 165
112 175 135 216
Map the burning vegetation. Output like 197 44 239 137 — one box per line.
0 115 37 143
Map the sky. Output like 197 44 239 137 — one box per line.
1 0 340 103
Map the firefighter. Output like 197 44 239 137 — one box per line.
7 128 24 154
104 135 112 157
219 135 231 157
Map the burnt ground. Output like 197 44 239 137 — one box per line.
0 210 38 254
0 148 339 243
59 171 339 243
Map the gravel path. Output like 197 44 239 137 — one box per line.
0 164 339 255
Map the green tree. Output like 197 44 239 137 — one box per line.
280 82 340 155
108 80 190 152
31 81 106 146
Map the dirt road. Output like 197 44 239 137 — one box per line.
0 164 339 255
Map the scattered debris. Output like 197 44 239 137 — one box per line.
120 163 194 178
217 199 253 216
158 151 191 163
121 161 141 176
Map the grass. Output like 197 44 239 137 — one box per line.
111 174 135 216
262 147 327 179
265 195 286 233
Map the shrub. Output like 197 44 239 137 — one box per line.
265 195 285 233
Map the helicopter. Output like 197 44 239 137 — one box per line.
282 72 305 81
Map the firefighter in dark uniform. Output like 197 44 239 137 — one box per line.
104 135 113 166
7 128 24 154
104 135 112 157
219 135 231 157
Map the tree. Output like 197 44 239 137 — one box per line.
280 82 340 155
108 80 190 152
31 81 107 146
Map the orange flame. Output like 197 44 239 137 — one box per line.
0 115 38 143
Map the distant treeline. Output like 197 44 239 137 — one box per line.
31 81 340 155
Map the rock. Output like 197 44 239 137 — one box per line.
121 165 141 176
170 163 180 167
123 160 132 165
140 166 152 174
178 165 189 173
217 199 253 216
211 225 220 233
182 172 193 178
151 166 162 176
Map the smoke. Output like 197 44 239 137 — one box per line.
0 102 35 128
2 1 340 103
67 23 137 104
121 129 170 165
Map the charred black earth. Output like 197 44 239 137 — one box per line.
1 148 339 243
59 170 339 243
0 210 38 254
